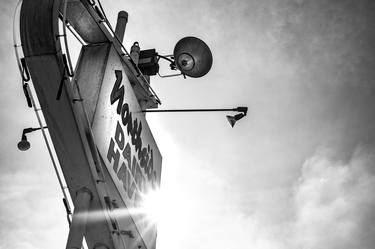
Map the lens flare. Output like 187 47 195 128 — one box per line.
73 188 165 225
140 189 164 223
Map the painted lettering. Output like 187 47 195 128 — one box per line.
107 138 120 172
117 162 127 190
108 70 158 203
115 121 125 150
110 70 124 114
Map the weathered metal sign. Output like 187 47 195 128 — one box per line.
92 47 162 249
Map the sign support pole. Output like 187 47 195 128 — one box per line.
66 188 93 249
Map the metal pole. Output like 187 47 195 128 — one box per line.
66 188 92 249
142 108 238 113
114 11 128 43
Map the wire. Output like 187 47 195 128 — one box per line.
157 54 175 64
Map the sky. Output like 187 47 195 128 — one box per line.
1 0 375 249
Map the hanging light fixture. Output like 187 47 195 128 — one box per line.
17 134 30 151
226 113 246 128
17 126 47 151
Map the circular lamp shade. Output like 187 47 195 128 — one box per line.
17 139 30 151
173 37 213 78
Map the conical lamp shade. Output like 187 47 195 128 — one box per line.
226 115 237 128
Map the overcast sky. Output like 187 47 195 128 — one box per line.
1 0 375 249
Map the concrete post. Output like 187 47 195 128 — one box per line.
66 187 93 249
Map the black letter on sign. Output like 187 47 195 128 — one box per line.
111 70 124 114
115 121 125 150
122 143 132 169
107 138 120 172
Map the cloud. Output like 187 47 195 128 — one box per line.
291 146 375 249
0 160 68 249
221 146 375 249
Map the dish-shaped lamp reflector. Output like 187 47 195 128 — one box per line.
173 37 213 78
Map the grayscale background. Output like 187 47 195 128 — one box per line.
1 0 375 249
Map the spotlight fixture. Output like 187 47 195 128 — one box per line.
17 126 47 151
226 113 246 128
173 36 213 78
226 106 248 127
136 36 213 78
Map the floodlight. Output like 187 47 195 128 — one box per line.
173 36 213 78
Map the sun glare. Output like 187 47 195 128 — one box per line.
141 189 164 223
75 183 192 249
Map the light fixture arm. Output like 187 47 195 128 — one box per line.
156 54 187 78
142 107 248 128
22 126 48 136
142 106 247 114
18 126 48 151
157 54 175 65
236 106 248 116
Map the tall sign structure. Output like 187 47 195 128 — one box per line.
17 0 218 248
19 1 162 249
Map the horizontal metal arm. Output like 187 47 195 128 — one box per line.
23 126 48 134
143 108 236 113
142 106 247 114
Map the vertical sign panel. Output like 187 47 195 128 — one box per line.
92 47 162 249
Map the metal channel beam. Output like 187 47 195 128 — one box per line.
20 0 123 248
